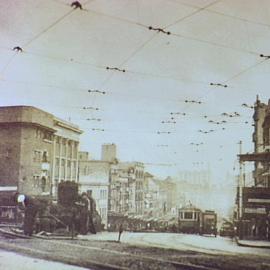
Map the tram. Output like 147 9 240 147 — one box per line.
178 206 217 236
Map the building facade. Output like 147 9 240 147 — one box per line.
0 106 82 197
109 161 145 216
78 153 110 228
237 97 270 240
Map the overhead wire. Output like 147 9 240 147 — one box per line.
164 0 223 29
1 0 264 169
223 58 269 84
53 0 262 57
168 0 270 29
0 1 86 78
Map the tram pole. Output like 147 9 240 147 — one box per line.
238 140 244 240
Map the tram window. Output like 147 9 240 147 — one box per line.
184 212 193 219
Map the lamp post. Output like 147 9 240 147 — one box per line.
238 140 244 240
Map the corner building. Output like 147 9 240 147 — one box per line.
0 106 82 197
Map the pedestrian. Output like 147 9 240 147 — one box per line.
75 193 90 235
86 190 96 234
16 194 38 236
118 223 123 242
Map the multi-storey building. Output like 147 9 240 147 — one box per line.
0 106 82 197
109 161 144 216
78 152 110 228
143 173 163 218
109 163 129 214
237 97 270 239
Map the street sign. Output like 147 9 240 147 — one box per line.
244 207 266 214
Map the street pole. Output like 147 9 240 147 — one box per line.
238 140 244 240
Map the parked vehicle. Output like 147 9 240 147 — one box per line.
219 221 234 237
200 210 217 236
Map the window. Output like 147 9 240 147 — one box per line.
184 212 193 219
56 158 60 166
42 151 48 162
100 189 107 199
56 137 60 155
35 129 42 139
73 142 78 157
33 150 42 162
41 177 46 192
61 159 65 178
43 132 53 142
62 139 67 156
68 141 72 158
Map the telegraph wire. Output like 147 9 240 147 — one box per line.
0 1 85 78
171 32 259 56
223 58 269 84
52 0 261 58
168 0 270 29
23 9 76 48
165 0 222 29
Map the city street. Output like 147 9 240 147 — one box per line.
1 1 270 269
0 232 269 270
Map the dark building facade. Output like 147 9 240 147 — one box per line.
0 106 82 197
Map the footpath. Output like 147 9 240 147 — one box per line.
235 237 270 249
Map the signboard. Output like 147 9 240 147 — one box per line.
244 207 266 214
242 187 270 218
0 186 17 191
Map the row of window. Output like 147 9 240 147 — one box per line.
135 170 144 178
179 211 199 220
35 129 53 141
55 138 78 158
55 159 77 178
32 176 47 192
136 181 143 190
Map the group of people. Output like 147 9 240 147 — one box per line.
74 191 96 235
14 191 98 236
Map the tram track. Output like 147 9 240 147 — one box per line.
0 230 217 270
52 239 218 270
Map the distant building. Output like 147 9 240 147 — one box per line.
143 173 161 218
109 161 144 216
0 106 82 197
160 177 177 214
101 144 117 163
78 153 110 228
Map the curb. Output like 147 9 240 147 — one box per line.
234 237 270 249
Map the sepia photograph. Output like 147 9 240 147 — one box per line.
0 0 270 269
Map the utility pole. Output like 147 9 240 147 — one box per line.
238 140 244 239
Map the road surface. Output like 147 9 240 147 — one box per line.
81 232 270 256
0 249 90 270
0 232 269 270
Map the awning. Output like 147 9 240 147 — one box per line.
239 152 270 162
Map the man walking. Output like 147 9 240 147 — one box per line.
16 194 38 236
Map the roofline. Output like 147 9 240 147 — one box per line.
0 105 54 117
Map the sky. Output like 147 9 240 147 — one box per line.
1 0 270 182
